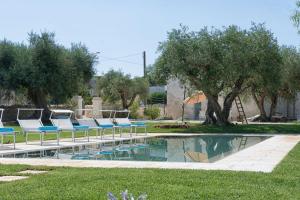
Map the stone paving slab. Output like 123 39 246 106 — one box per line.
18 170 48 174
0 176 28 182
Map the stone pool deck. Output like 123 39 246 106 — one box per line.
0 133 299 173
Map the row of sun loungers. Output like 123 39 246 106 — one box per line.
0 108 147 149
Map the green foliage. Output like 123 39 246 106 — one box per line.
156 24 281 124
146 65 167 86
280 46 300 98
144 106 160 119
147 92 167 105
129 101 141 119
97 70 149 109
0 32 97 109
291 1 300 33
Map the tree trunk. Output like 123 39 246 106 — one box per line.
268 94 278 120
252 90 268 121
127 94 138 109
120 92 129 109
27 89 50 121
203 97 217 125
206 94 230 126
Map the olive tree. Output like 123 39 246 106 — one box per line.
155 24 281 125
0 32 97 116
97 70 149 109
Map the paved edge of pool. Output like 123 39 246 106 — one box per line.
0 134 299 173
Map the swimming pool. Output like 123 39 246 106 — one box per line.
3 135 269 163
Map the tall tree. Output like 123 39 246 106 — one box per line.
0 32 97 116
156 24 280 125
97 70 149 109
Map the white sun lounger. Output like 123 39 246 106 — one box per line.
75 109 103 139
113 110 147 137
0 108 17 149
50 109 89 142
17 108 60 146
93 110 116 139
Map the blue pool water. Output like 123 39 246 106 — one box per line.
7 135 269 163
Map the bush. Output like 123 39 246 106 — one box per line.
144 106 160 120
147 92 166 105
129 101 141 119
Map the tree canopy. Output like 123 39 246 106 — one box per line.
292 1 300 33
155 24 282 125
97 70 149 109
0 32 97 115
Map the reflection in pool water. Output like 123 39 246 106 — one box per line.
7 135 269 163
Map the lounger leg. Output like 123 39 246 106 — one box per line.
25 132 28 144
145 127 147 136
101 129 105 140
96 129 99 139
112 128 115 139
57 131 60 145
130 127 132 138
13 133 16 149
1 135 3 146
87 130 89 142
72 131 75 142
40 133 42 146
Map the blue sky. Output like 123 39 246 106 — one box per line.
0 0 299 77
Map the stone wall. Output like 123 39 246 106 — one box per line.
166 79 260 121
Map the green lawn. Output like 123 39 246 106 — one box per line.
0 143 298 199
1 123 300 144
147 122 300 134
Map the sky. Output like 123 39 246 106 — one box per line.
0 0 299 77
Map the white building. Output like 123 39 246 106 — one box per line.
166 79 300 121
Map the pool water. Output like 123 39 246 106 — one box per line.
7 135 269 163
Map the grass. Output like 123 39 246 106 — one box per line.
1 122 300 144
0 143 298 199
147 122 300 134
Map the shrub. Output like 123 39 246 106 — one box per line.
144 106 160 120
129 101 141 119
147 92 166 105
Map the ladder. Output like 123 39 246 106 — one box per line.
238 137 248 150
234 96 248 124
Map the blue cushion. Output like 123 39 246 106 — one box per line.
132 122 146 126
0 127 14 133
96 151 113 155
117 123 131 127
39 126 59 131
100 124 114 129
74 125 89 130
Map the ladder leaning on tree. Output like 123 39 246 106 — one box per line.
234 96 248 124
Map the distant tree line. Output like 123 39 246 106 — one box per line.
0 32 97 117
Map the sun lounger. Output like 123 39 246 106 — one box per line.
17 108 60 145
50 109 89 142
93 110 116 139
113 110 147 137
0 109 17 149
75 109 104 139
